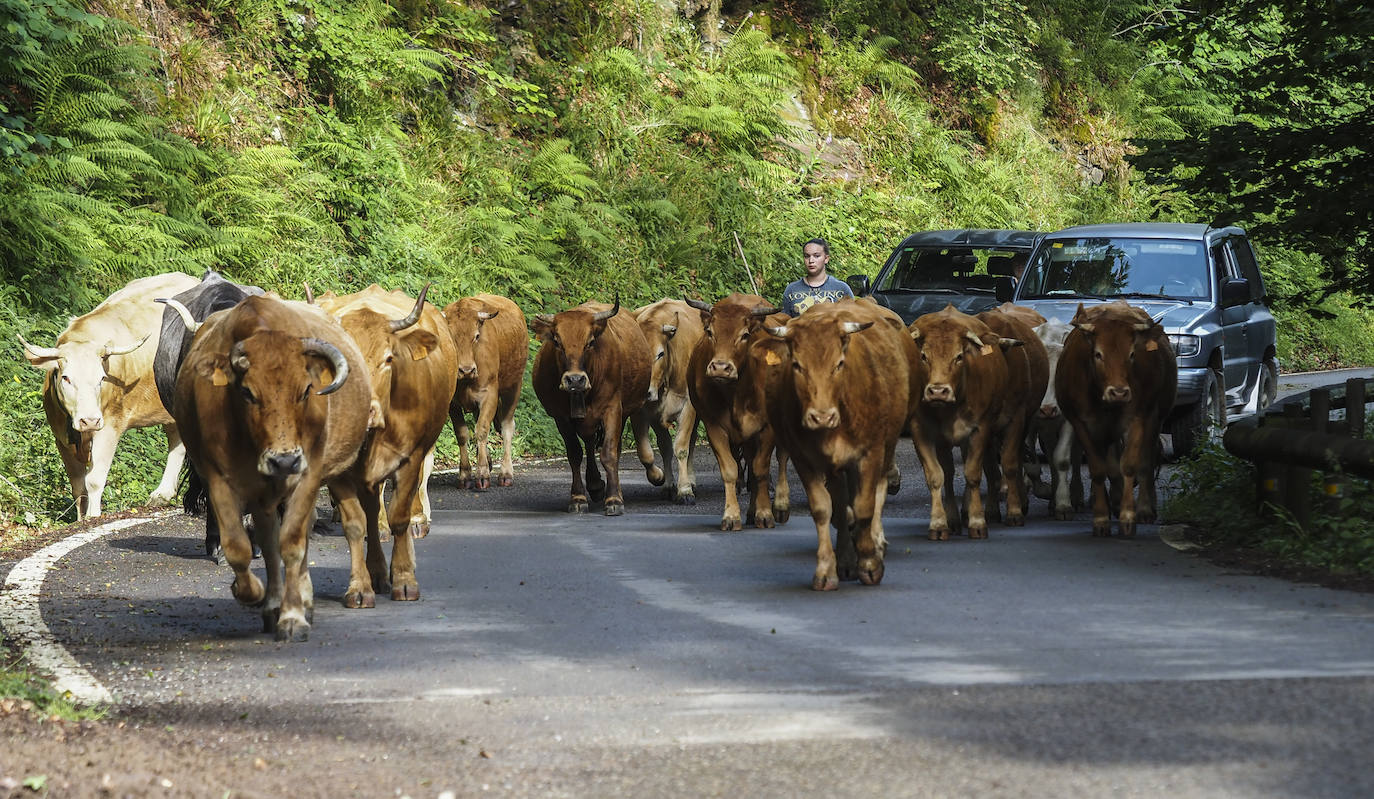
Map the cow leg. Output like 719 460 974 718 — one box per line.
630 410 665 489
1000 420 1028 527
450 404 475 489
473 394 499 491
1051 421 1076 520
1072 419 1115 536
204 477 263 616
598 413 626 516
584 429 606 504
855 456 890 586
652 420 675 493
275 481 320 642
747 437 777 529
81 426 121 519
705 421 742 531
1117 418 1159 537
799 465 838 591
331 481 377 609
148 423 185 507
963 427 994 539
980 439 1003 524
53 435 88 520
556 416 589 513
496 396 517 487
672 405 698 505
914 437 952 541
830 469 858 581
387 458 424 600
407 447 435 539
772 445 791 525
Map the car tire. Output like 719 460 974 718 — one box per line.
1171 368 1226 459
1257 358 1279 412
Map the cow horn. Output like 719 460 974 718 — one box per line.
16 333 59 360
477 310 498 321
751 305 782 317
302 337 349 395
684 297 712 312
303 282 315 304
1132 321 1152 332
592 295 619 323
964 330 987 348
765 326 790 339
156 298 201 334
390 283 430 332
839 321 872 334
101 335 149 358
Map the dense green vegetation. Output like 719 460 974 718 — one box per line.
0 0 1369 532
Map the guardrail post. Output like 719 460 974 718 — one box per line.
1310 389 1344 515
1347 378 1366 438
1282 400 1311 530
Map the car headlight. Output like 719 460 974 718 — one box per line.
1168 334 1200 358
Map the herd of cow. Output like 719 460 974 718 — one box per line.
17 270 1177 640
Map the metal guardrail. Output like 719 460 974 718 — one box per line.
1222 377 1372 527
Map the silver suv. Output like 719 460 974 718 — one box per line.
1012 222 1279 457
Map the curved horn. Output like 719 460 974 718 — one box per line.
303 282 315 305
964 330 987 348
592 294 619 323
156 298 201 334
684 297 712 312
301 337 349 395
389 283 430 332
840 321 872 334
101 335 149 358
765 326 790 339
751 305 782 317
16 333 59 360
1132 321 1152 332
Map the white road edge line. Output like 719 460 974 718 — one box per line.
1 513 171 705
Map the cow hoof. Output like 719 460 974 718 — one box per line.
1054 506 1074 521
968 524 988 540
391 584 420 601
275 617 310 643
232 575 265 606
812 574 839 591
379 529 392 543
343 590 376 609
858 561 884 586
928 528 950 542
720 517 742 532
1118 521 1137 538
604 501 624 517
476 477 490 492
837 563 859 582
568 499 589 513
497 475 513 487
1137 510 1156 525
1006 513 1025 527
773 506 790 525
647 466 665 487
754 512 775 529
1092 520 1112 537
458 476 474 490
409 521 428 539
675 491 696 506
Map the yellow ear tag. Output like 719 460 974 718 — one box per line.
410 344 429 361
765 350 782 366
1145 340 1159 352
980 345 994 356
211 368 230 386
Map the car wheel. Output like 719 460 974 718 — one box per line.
1171 368 1226 459
1257 358 1279 412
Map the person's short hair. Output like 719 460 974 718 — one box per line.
803 238 830 255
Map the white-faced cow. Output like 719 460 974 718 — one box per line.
630 299 705 505
1056 301 1176 537
443 293 527 491
172 295 372 641
19 271 200 519
315 284 457 607
685 293 792 531
1030 317 1084 519
532 299 651 516
767 300 918 590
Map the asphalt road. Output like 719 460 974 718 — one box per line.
8 393 1374 797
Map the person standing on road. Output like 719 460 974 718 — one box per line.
781 238 854 317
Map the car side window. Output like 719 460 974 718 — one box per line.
1226 238 1264 302
1210 241 1237 294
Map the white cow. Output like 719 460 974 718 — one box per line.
1031 318 1083 519
19 272 200 519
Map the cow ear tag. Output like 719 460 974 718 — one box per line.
1145 340 1159 352
765 350 782 366
410 344 429 361
980 344 994 356
211 367 231 386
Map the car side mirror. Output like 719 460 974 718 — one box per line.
994 276 1015 303
846 274 871 297
1221 277 1250 307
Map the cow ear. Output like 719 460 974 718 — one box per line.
196 355 232 387
403 329 439 361
532 314 555 338
999 337 1023 351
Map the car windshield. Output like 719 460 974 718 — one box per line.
875 246 1028 293
1018 237 1209 301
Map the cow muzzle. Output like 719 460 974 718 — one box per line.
706 359 737 381
1038 404 1061 419
76 416 104 433
457 363 478 380
923 384 955 405
1103 385 1132 404
562 372 590 419
259 448 306 478
804 407 841 430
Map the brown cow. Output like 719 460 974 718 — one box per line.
686 293 791 531
443 294 527 491
976 306 1049 526
766 300 918 590
630 299 705 504
532 299 650 515
315 284 457 607
171 295 372 641
19 272 200 519
908 305 1021 540
1056 301 1176 537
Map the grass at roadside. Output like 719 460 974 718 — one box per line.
0 645 106 723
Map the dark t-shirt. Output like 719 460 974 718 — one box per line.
781 275 854 317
